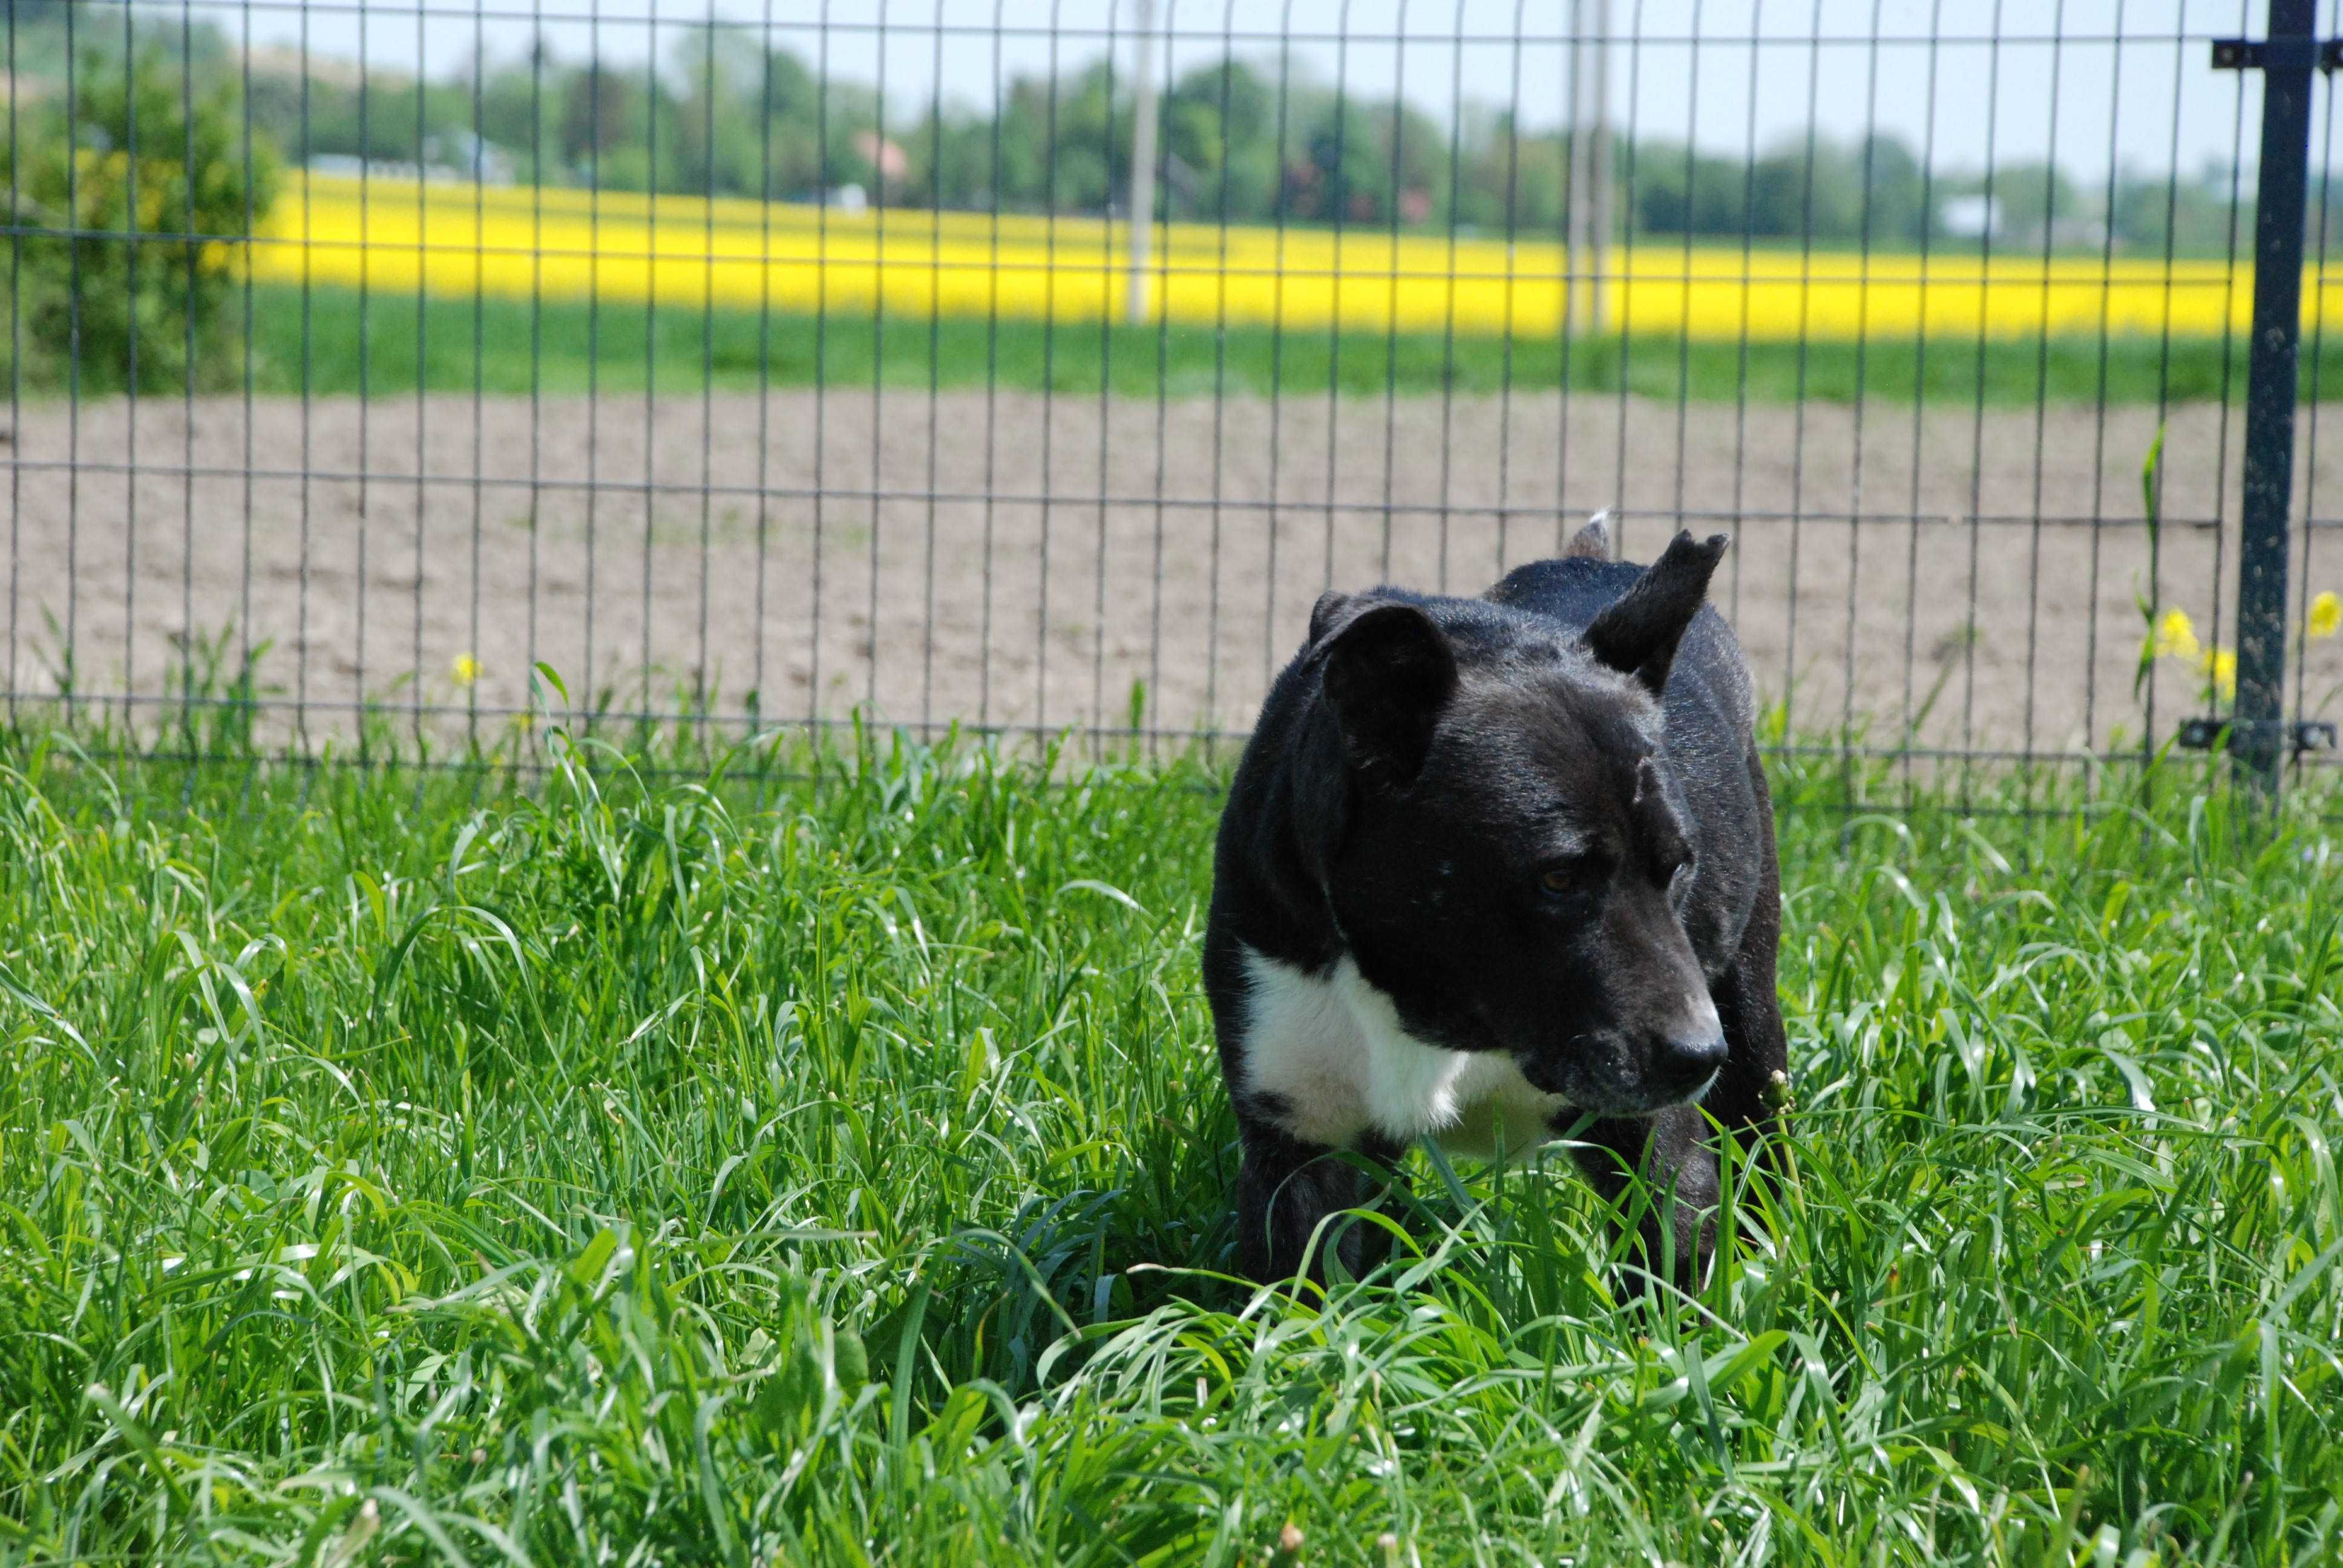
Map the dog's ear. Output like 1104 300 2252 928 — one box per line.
1308 589 1354 645
1582 531 1729 697
1314 600 1457 781
1563 511 1612 560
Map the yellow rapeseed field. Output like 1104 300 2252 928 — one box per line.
249 171 2333 340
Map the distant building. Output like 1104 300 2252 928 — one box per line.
854 130 908 187
436 129 516 186
0 69 53 109
1941 194 2003 240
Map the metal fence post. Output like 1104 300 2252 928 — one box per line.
2229 0 2322 792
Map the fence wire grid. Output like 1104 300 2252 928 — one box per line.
5 0 2343 801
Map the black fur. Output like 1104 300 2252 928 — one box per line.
1207 531 1788 1287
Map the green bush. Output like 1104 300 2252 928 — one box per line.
2 48 278 394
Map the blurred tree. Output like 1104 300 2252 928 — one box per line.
1629 131 1935 247
1282 87 1446 227
1856 133 1929 247
560 60 644 180
666 35 871 201
1164 58 1277 218
2 43 280 392
1988 160 2092 249
1450 109 1568 233
477 39 563 183
900 102 998 211
2109 163 2251 258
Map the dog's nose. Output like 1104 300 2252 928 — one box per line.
1651 1033 1729 1099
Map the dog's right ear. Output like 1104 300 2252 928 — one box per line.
1308 589 1354 645
1312 599 1457 782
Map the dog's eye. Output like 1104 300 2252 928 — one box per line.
1536 856 1601 900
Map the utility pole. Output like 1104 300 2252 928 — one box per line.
1126 0 1159 325
1566 0 1587 332
1565 0 1611 334
1589 0 1611 334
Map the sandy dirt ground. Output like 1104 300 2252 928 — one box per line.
6 387 2342 761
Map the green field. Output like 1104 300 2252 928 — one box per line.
20 282 2343 404
1 721 2340 1563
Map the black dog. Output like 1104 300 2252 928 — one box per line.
1203 520 1786 1285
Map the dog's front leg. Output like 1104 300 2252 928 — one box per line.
1569 1108 1720 1293
1234 1120 1407 1283
1700 783 1792 1152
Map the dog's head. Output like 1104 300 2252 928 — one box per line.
1304 532 1731 1117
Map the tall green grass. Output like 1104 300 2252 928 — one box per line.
0 722 2338 1563
15 282 2343 404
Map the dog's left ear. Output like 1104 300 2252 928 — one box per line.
1582 531 1729 696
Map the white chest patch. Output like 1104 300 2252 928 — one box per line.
1238 944 1573 1160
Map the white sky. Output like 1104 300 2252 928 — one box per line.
209 0 2323 181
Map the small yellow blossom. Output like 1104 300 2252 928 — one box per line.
2312 589 2341 639
2154 607 2200 662
2202 645 2237 701
452 653 482 688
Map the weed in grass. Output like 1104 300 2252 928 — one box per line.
0 724 2339 1563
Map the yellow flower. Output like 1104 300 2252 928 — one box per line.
2312 589 2341 639
2154 608 2200 662
2202 646 2237 702
452 653 482 688
252 171 2265 346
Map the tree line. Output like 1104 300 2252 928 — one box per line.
2 5 2261 257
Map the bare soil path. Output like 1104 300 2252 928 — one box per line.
8 388 2341 759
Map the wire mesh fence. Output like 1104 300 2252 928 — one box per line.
5 0 2343 800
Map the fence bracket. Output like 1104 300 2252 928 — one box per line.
2209 36 2343 71
2175 717 2340 756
